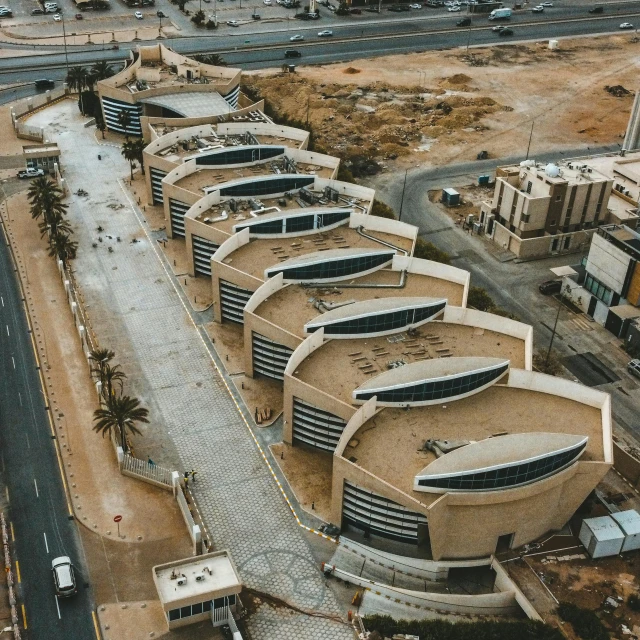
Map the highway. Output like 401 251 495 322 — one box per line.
0 195 97 639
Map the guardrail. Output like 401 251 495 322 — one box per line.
1 513 22 640
120 453 174 490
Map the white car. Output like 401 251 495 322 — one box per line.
134 10 143 18
52 557 76 598
491 24 505 31
409 2 422 7
620 22 634 29
290 34 304 41
263 0 272 5
541 2 553 6
448 5 461 10
227 19 239 25
531 5 543 11
318 29 333 36
53 13 61 20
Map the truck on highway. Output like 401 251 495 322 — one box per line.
488 7 511 19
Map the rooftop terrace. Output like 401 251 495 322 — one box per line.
254 272 466 336
345 385 603 505
292 322 527 405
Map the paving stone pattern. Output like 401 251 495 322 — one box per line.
37 104 351 639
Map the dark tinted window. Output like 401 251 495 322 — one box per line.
220 175 314 197
417 441 586 491
196 146 285 166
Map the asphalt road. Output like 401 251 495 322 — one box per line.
0 203 97 639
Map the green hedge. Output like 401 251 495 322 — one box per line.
557 602 609 640
363 614 564 640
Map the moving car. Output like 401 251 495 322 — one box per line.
620 22 634 29
531 5 543 11
456 16 470 25
318 29 333 36
226 19 239 25
409 2 422 7
284 49 301 57
18 167 45 179
263 0 272 5
627 359 640 380
588 5 603 13
52 556 77 598
134 10 143 18
349 7 361 12
75 12 83 18
31 7 44 13
538 279 562 295
290 33 303 40
448 5 461 10
498 27 514 35
541 2 553 6
156 10 167 16
53 13 61 20
491 24 505 31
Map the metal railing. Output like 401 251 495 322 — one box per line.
121 453 173 489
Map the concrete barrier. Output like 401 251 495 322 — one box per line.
613 441 640 489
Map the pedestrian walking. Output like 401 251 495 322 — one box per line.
190 469 198 483
148 457 156 466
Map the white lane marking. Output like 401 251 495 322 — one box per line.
18 392 22 407
1 296 3 306
55 595 61 620
5 325 8 336
33 478 39 498
11 356 15 369
25 433 30 449
43 532 49 554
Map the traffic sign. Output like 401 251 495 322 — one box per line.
113 515 122 523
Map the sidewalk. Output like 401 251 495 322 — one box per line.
24 97 353 640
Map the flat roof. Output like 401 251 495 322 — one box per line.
220 226 411 280
582 516 625 541
254 272 467 335
175 161 335 196
345 386 604 506
291 322 527 405
154 552 241 606
140 92 233 118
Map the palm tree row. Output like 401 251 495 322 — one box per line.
121 138 146 180
66 61 116 114
27 177 77 265
89 348 149 454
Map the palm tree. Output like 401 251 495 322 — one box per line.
38 211 72 239
94 107 106 139
93 395 149 453
121 140 138 179
100 363 127 401
90 60 115 82
193 53 227 66
28 177 68 235
117 110 131 138
130 138 146 175
89 348 115 382
66 66 89 112
48 231 78 264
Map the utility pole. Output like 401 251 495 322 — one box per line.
525 119 535 160
545 286 565 368
61 12 69 75
466 24 472 54
398 168 408 221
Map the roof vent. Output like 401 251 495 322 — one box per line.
195 573 206 582
177 577 187 586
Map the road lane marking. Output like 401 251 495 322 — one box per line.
18 392 22 406
43 532 49 553
5 325 8 336
4 487 8 501
10 522 14 542
15 561 20 583
25 433 30 449
33 478 39 498
21 604 27 629
92 611 101 639
1 295 3 306
11 356 15 369
55 595 61 620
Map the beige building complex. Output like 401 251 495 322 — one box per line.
480 156 640 260
97 44 263 138
138 112 612 562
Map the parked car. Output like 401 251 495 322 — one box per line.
448 5 461 10
491 24 505 31
75 12 83 18
290 33 303 40
263 0 272 5
284 49 301 57
541 1 553 5
531 5 544 12
349 7 361 12
409 2 422 7
620 22 634 29
538 279 562 295
588 5 603 12
52 557 77 598
31 7 44 13
498 27 514 35
134 10 143 18
627 359 640 379
318 29 333 36
456 16 470 25
226 19 239 25
34 79 55 89
17 168 45 179
53 13 61 20
156 9 167 16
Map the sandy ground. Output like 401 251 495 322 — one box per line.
0 25 179 46
245 34 640 169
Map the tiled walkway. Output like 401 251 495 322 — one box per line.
28 101 351 639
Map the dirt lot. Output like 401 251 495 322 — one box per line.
244 34 639 171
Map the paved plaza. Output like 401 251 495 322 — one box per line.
26 100 352 639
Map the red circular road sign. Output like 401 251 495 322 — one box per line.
113 515 123 523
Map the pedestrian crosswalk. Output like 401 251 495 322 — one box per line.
569 316 594 331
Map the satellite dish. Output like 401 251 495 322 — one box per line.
545 163 560 178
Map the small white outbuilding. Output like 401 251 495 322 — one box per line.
578 516 624 559
611 510 640 553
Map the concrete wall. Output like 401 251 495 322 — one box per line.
218 122 310 149
586 232 632 295
613 441 640 489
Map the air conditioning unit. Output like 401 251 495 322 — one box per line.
177 577 187 586
195 573 206 582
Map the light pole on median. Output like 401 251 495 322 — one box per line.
398 168 408 221
61 12 70 75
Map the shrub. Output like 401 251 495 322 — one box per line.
414 238 451 265
363 614 564 640
370 200 396 220
467 286 495 312
557 602 609 640
191 9 205 24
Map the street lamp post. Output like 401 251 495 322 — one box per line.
61 12 70 74
525 119 535 160
398 168 408 221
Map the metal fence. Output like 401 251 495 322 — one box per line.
121 453 174 490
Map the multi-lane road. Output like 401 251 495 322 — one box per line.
0 204 97 639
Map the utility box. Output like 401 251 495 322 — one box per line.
478 175 491 185
579 516 624 558
611 510 640 552
442 188 460 207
